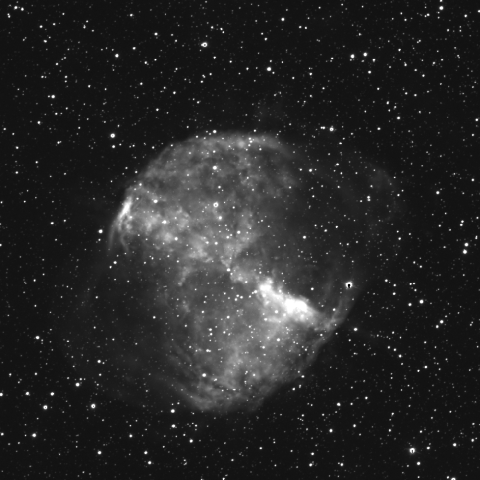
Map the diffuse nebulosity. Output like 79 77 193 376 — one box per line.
65 132 402 413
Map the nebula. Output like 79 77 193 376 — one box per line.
64 132 402 413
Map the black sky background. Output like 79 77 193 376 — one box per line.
2 1 479 479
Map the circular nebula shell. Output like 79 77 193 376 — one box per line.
64 132 402 413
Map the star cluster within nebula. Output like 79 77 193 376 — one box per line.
67 132 401 413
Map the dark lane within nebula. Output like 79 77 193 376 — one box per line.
64 132 402 413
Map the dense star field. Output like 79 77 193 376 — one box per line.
63 132 402 413
4 1 478 478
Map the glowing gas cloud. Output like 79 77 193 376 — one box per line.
64 132 402 413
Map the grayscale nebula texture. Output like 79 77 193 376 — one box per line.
65 132 402 413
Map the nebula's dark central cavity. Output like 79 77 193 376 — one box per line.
66 132 401 413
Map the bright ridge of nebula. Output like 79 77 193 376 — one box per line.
65 132 401 413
